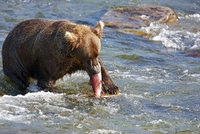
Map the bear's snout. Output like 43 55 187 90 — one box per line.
85 63 101 77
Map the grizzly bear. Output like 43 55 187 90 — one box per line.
2 19 119 98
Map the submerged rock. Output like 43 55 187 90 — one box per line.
102 6 178 28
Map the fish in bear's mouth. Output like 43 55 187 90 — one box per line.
86 63 103 98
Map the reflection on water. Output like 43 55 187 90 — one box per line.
0 0 200 133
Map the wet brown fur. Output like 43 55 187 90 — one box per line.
2 19 119 94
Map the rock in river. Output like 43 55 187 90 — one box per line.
101 6 178 28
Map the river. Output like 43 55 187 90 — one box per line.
0 0 200 133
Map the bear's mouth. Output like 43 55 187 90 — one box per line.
85 63 103 98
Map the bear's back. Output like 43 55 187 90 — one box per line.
3 19 56 47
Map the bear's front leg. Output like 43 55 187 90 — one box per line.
37 79 55 90
99 61 119 94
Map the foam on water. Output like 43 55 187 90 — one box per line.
140 14 200 50
89 129 121 134
109 68 172 85
150 119 167 125
182 14 200 20
0 91 67 123
0 89 122 132
152 29 200 50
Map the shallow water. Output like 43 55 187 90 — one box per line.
0 0 200 133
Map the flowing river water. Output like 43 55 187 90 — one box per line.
0 0 200 133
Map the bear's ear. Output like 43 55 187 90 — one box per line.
65 31 77 42
93 21 104 38
65 31 79 50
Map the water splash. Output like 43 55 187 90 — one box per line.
140 14 200 50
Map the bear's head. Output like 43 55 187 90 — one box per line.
65 21 104 97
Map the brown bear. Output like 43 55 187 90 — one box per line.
2 19 119 98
